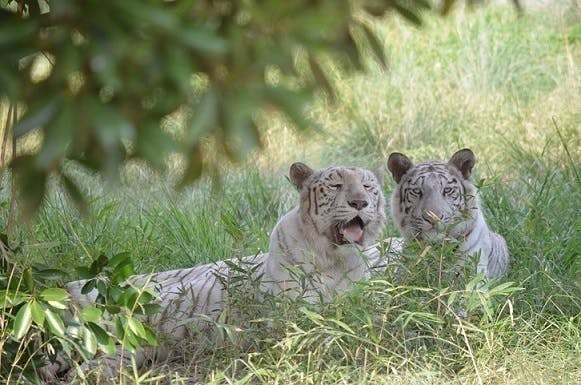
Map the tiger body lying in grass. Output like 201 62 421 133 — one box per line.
386 148 510 279
39 162 386 381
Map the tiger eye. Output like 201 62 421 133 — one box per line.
443 187 454 195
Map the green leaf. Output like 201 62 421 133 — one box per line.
45 308 66 337
0 290 29 308
115 0 179 31
136 122 175 169
0 18 37 46
13 99 60 138
87 99 135 149
95 279 108 296
221 92 262 161
36 101 75 166
35 269 67 281
136 303 162 316
178 141 204 188
81 306 103 323
99 337 117 355
363 3 389 17
12 155 48 220
440 0 457 16
119 289 139 308
135 289 155 304
179 26 228 54
299 308 324 322
82 326 98 355
61 173 88 217
329 318 355 334
23 268 34 292
12 302 33 339
109 283 125 301
447 291 458 307
87 321 111 345
342 28 365 71
127 317 147 339
87 322 117 355
39 288 70 303
391 3 423 26
108 252 132 269
111 262 134 285
165 45 194 93
0 70 18 100
187 89 219 143
91 254 109 274
487 282 523 297
359 22 388 69
46 300 68 310
115 316 125 338
30 300 45 325
105 304 122 315
143 325 158 346
308 55 336 102
123 335 140 352
81 279 96 294
264 86 316 133
416 0 433 9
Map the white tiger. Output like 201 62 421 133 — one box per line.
386 148 510 279
262 162 386 302
39 162 386 381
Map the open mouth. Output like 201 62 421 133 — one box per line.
335 216 365 246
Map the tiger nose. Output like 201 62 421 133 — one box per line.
348 199 368 210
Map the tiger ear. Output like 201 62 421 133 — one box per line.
387 152 413 183
449 148 475 179
289 162 314 189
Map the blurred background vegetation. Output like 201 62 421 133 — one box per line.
0 0 463 219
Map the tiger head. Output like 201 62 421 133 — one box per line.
387 149 479 243
289 162 386 249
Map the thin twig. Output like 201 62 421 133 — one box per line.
1 103 12 168
7 104 17 235
0 103 7 193
0 237 10 269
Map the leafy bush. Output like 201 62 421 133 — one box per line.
0 236 159 383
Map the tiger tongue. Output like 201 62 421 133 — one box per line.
342 222 363 243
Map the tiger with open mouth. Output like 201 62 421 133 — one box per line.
39 162 386 381
262 162 386 302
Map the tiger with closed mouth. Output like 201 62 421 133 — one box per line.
387 148 510 279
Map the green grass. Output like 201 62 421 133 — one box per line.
1 2 580 384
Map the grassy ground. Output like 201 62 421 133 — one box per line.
1 2 579 384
